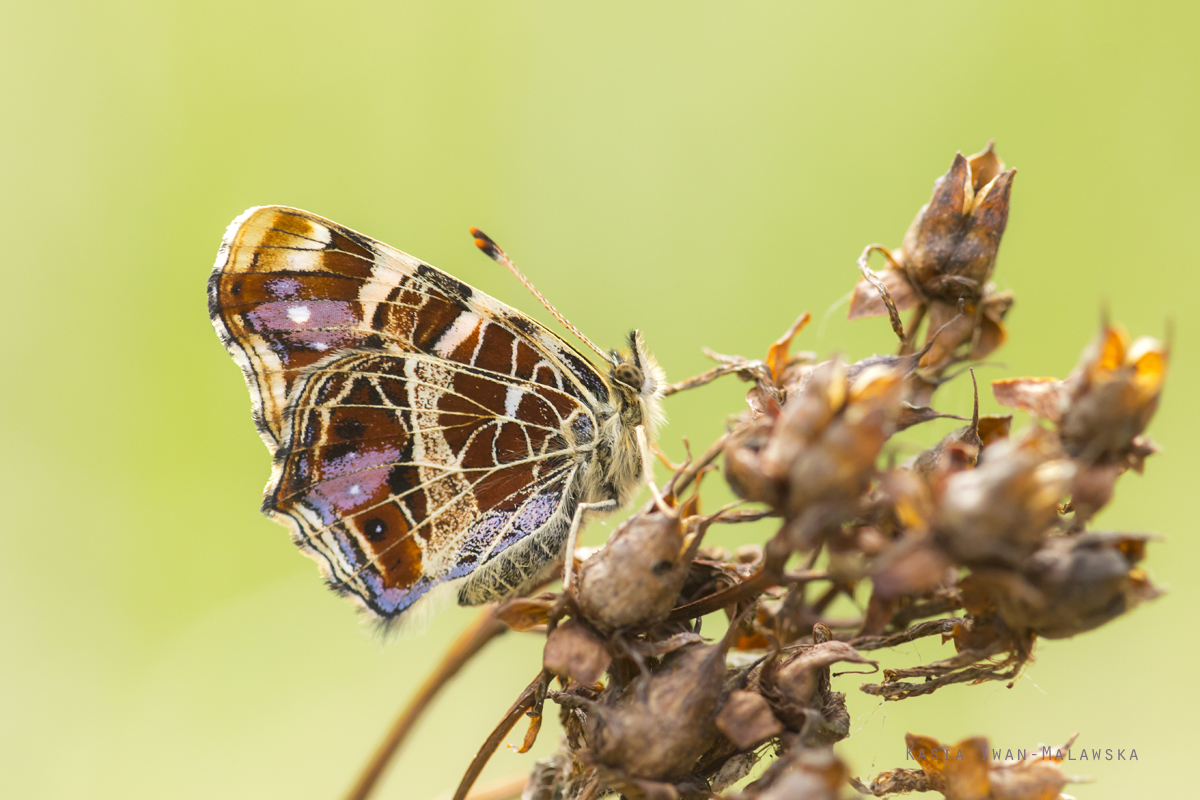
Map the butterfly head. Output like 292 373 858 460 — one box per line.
609 330 667 435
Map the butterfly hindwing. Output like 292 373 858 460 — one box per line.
268 350 592 617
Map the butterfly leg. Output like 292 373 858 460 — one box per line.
562 499 618 596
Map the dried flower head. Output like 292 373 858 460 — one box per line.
849 143 1017 372
994 320 1168 465
357 143 1170 800
960 531 1162 639
936 432 1074 567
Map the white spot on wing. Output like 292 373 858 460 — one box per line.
505 385 524 419
288 305 311 324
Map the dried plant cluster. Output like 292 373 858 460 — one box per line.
397 144 1169 800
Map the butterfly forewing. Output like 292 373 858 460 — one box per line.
209 207 613 620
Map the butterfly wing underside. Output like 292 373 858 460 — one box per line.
209 206 613 619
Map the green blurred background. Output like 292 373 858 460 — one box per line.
2 3 1196 797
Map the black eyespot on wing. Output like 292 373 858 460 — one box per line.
364 517 388 543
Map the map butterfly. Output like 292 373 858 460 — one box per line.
209 207 666 623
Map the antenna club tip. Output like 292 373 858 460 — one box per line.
469 227 501 260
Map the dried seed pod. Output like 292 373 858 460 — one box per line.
993 321 1168 466
585 641 728 782
900 144 1015 304
961 532 1162 639
764 360 904 541
849 144 1017 372
575 507 691 630
724 416 784 507
936 434 1074 567
1060 323 1168 464
544 618 612 685
715 690 785 750
760 638 876 743
749 746 849 800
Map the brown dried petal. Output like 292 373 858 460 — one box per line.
775 641 876 706
494 596 555 632
967 141 1005 190
992 377 1067 422
970 289 1014 360
905 734 991 800
987 760 1070 800
715 690 785 750
977 414 1013 447
848 268 920 320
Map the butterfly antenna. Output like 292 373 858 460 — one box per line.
470 228 614 364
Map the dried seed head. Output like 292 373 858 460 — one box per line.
543 618 612 685
715 689 785 750
936 434 1074 567
1060 323 1168 464
724 417 784 507
901 144 1015 304
586 642 728 782
962 532 1162 639
993 321 1168 466
762 640 876 741
575 507 691 630
766 360 905 524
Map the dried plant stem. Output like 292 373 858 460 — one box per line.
667 431 729 498
666 567 827 623
857 244 907 343
342 609 509 800
849 617 958 651
662 362 746 396
434 772 528 800
452 671 543 800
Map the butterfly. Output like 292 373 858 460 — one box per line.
208 207 666 624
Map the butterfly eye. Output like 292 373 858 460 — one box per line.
614 362 644 389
